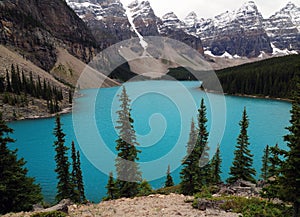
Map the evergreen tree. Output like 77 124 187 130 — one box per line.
210 145 222 184
227 107 256 184
165 165 174 187
180 119 198 195
260 145 270 180
53 115 72 201
280 77 300 217
260 144 282 201
180 99 210 195
0 113 42 214
138 180 152 196
115 86 142 198
105 172 117 200
70 141 80 202
195 99 210 188
76 150 85 202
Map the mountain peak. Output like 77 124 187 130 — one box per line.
162 12 179 20
285 1 296 9
238 1 259 14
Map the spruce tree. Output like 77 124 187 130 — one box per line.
53 115 72 201
210 145 222 184
105 172 117 200
280 77 300 217
138 180 152 196
165 165 174 187
115 86 142 198
76 150 85 202
227 107 256 184
260 145 270 180
0 113 42 214
180 99 210 195
70 141 80 202
260 144 282 201
180 119 198 195
195 99 210 188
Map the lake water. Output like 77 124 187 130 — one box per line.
8 81 291 203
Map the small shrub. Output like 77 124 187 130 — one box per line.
31 211 67 217
154 185 181 195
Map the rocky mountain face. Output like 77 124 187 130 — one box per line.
184 1 273 57
158 12 203 54
0 0 96 71
66 0 203 54
263 2 300 51
66 0 299 59
66 0 134 49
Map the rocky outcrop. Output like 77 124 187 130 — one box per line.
0 0 96 71
215 180 262 197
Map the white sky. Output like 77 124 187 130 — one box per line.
119 0 298 20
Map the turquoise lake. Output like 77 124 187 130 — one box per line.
8 81 291 203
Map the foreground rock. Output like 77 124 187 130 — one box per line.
3 194 240 217
68 194 239 217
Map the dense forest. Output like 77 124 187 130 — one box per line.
164 55 300 99
217 55 300 99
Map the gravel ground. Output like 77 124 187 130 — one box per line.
3 194 241 217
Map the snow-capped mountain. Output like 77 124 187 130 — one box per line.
66 0 134 48
263 2 300 51
126 0 160 36
66 0 202 52
184 1 272 57
65 0 300 58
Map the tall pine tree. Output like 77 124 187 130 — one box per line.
0 113 42 214
53 115 72 201
210 145 222 184
76 150 85 202
115 86 142 198
260 145 270 181
227 107 256 184
165 165 174 187
180 99 210 195
196 99 211 187
180 119 198 195
70 141 80 202
280 77 300 217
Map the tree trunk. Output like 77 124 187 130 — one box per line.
294 201 300 217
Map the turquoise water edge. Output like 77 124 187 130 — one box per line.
8 81 291 203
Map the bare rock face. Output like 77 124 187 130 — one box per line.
0 0 96 71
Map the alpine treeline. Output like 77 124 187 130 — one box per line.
1 64 64 113
217 55 300 99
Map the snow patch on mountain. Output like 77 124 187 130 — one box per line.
124 3 148 50
271 43 298 55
